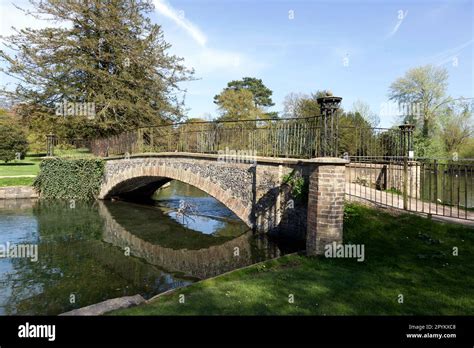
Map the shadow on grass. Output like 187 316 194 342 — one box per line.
0 163 36 167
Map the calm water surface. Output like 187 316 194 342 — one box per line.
0 181 299 315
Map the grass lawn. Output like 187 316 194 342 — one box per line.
0 156 41 177
111 203 474 315
0 149 94 187
0 177 35 187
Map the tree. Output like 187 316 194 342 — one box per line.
0 0 193 137
338 111 373 156
438 99 473 155
214 77 274 108
352 100 380 127
282 90 331 119
282 93 305 118
0 122 28 163
216 89 264 121
388 65 449 137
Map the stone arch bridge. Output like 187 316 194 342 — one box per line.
99 152 348 255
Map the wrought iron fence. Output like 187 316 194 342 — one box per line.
89 116 329 158
341 123 474 221
46 134 91 157
346 157 474 221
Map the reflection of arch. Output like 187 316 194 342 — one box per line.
98 202 280 279
99 163 252 227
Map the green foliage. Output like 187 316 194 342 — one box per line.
338 111 373 156
282 172 308 200
282 90 333 119
34 158 104 200
438 100 473 155
459 138 474 158
215 89 265 121
389 64 449 137
0 123 28 163
0 0 193 137
214 77 274 108
343 203 360 221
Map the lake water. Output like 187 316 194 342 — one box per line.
0 181 301 315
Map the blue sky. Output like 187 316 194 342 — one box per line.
1 0 472 127
149 0 473 127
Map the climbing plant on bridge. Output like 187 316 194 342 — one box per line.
34 158 104 200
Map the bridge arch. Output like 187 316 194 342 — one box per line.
98 159 253 227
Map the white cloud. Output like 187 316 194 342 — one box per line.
153 0 207 46
153 0 266 75
424 40 473 67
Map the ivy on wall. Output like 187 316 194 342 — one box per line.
282 171 309 201
34 158 105 200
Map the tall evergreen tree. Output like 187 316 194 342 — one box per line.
0 0 193 137
214 77 274 108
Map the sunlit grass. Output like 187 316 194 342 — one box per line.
112 203 474 315
0 156 41 177
0 177 35 187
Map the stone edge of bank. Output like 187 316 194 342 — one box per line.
0 186 39 199
59 295 146 316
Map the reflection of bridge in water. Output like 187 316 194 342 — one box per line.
98 202 283 279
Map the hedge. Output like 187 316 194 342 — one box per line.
34 158 105 200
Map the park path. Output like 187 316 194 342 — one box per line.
346 182 474 227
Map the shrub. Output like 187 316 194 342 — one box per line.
34 158 104 200
282 171 308 201
0 123 28 162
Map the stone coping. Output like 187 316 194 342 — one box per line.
0 186 39 199
60 294 145 316
104 152 349 165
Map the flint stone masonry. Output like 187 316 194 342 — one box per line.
99 153 348 255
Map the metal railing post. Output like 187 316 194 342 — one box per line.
316 93 342 157
46 133 56 157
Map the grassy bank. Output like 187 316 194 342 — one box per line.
0 149 93 187
112 203 474 315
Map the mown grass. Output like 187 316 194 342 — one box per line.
0 177 35 187
0 156 41 177
111 203 474 315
